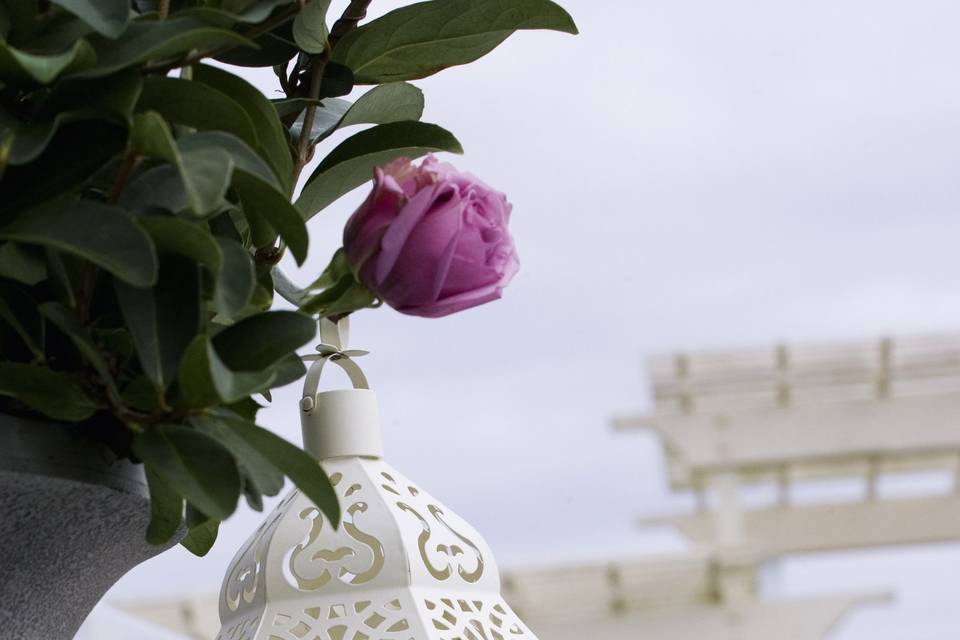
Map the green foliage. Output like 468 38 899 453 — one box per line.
0 200 158 286
181 513 219 556
133 424 241 520
0 0 575 556
145 466 184 545
331 0 578 83
50 0 130 38
293 0 331 54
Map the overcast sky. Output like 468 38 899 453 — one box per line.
89 1 960 638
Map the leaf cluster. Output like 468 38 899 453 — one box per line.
0 0 575 554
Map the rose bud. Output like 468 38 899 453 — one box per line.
343 155 519 318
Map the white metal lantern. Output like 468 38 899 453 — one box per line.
216 321 537 640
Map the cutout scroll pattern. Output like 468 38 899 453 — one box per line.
287 472 386 591
225 491 301 613
217 614 261 640
267 598 414 640
381 471 485 583
425 598 528 640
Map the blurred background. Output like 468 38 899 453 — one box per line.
79 1 960 637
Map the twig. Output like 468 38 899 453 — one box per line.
328 0 373 47
291 53 328 184
108 152 138 205
288 0 372 183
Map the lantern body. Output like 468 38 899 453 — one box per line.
216 388 537 640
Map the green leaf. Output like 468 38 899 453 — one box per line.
119 165 186 215
272 97 319 119
6 70 143 165
133 424 241 520
290 98 349 145
178 130 280 189
145 465 184 546
214 237 256 319
113 255 201 389
193 64 293 193
216 414 339 525
0 39 95 84
340 82 425 128
44 250 76 307
0 282 44 358
177 335 277 406
243 476 264 511
225 396 264 422
296 121 462 219
184 0 295 25
318 61 353 98
181 516 219 556
0 363 98 421
130 112 234 217
293 0 331 53
292 83 424 146
192 413 285 498
0 121 127 216
0 243 46 285
331 0 578 84
0 199 158 287
76 16 253 78
39 302 118 397
213 310 315 371
267 351 307 388
137 76 259 149
138 216 222 274
51 0 130 38
233 172 309 265
122 375 159 412
138 216 254 319
215 18 298 67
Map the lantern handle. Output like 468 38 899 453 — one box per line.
300 317 369 412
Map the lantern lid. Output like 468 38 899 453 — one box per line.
299 319 384 460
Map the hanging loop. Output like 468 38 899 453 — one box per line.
300 317 370 412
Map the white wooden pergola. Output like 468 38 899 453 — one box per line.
615 333 960 553
607 332 960 636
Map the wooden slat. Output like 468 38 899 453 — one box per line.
645 494 960 555
522 594 889 640
503 553 718 619
652 393 960 476
647 333 960 415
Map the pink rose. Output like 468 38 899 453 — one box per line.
343 155 519 318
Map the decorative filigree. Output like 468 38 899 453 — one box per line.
268 598 414 640
381 471 485 583
225 491 300 612
287 472 386 591
217 614 261 640
425 598 528 640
